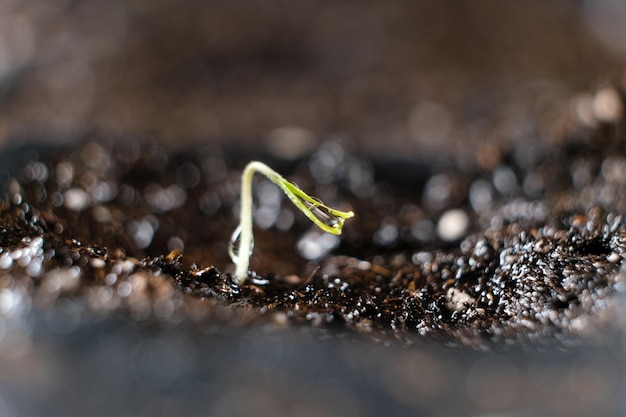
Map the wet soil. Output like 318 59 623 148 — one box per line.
1 86 626 349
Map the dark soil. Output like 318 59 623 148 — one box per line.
1 86 625 349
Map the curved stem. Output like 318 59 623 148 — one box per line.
231 161 354 285
234 162 260 282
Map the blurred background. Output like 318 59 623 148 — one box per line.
1 0 626 155
2 1 626 416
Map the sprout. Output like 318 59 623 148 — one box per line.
229 161 354 285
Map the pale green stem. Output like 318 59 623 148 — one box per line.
233 162 269 282
231 161 354 285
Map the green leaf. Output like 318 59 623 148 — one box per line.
278 180 354 235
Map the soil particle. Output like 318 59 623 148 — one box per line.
2 86 626 348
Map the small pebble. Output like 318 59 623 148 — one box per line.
437 209 469 242
89 258 106 269
64 188 89 211
607 253 621 263
445 288 475 312
593 87 623 123
0 254 13 269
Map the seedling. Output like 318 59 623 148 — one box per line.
229 161 354 285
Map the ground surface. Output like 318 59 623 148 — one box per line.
1 87 625 348
2 2 626 416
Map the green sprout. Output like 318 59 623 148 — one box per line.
229 161 354 285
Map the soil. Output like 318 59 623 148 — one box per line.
1 85 625 349
4 3 626 417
